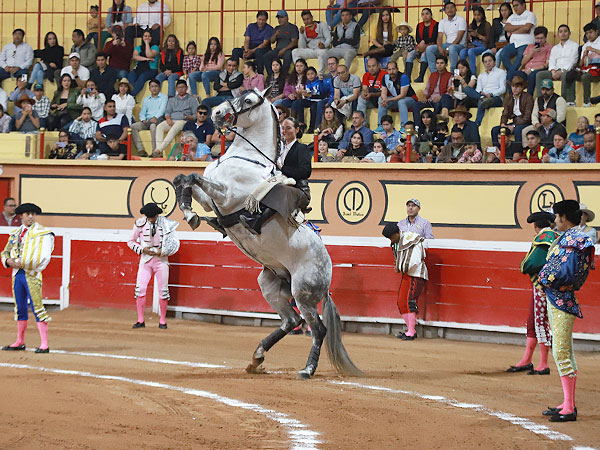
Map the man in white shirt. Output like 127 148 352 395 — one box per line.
568 22 600 107
463 52 507 125
60 53 91 89
0 29 33 82
534 24 579 98
125 0 171 46
0 86 7 112
425 2 466 73
499 0 537 80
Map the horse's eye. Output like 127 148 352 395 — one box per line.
244 98 252 104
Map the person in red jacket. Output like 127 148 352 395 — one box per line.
0 198 21 227
156 34 183 97
517 129 549 163
417 55 453 120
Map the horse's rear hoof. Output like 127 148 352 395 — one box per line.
188 214 201 230
296 370 311 380
246 364 266 374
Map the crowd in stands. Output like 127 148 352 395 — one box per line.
0 0 599 163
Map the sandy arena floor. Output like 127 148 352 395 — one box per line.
0 307 598 450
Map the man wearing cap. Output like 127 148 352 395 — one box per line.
1 203 54 353
261 10 298 77
534 24 579 99
231 11 274 75
529 79 567 130
293 10 331 75
578 204 597 244
507 211 559 375
128 203 179 329
538 200 595 422
60 52 91 90
70 28 97 71
398 199 434 239
0 28 33 82
14 94 40 133
536 107 566 149
32 83 51 129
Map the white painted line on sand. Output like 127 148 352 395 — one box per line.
0 362 321 450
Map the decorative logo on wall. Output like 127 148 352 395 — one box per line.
142 179 177 216
337 181 371 224
530 184 564 214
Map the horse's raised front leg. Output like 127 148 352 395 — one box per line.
174 174 202 229
185 173 227 204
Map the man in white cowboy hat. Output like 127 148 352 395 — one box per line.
60 52 90 89
579 204 597 244
113 77 136 124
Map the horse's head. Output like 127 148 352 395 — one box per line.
212 87 273 130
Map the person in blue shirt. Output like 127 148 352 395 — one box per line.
131 78 167 156
338 110 374 152
291 66 327 133
182 105 215 146
378 115 402 150
231 10 274 74
544 130 576 163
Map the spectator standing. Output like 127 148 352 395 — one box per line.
95 99 129 153
182 105 214 146
153 79 197 157
378 60 418 131
86 4 109 49
126 0 171 46
14 95 40 133
8 76 33 117
419 55 453 121
0 29 33 82
537 109 566 149
131 78 166 156
338 111 374 153
90 53 119 99
567 116 590 149
489 2 513 65
567 23 600 107
68 107 98 147
189 37 224 97
426 2 467 73
491 75 533 152
318 105 344 147
577 130 597 162
499 0 537 80
0 105 10 133
127 30 160 96
202 58 243 109
327 9 361 70
459 6 492 75
0 198 21 227
70 29 97 71
112 78 136 124
103 25 134 79
262 10 298 77
241 61 265 93
265 59 287 105
106 0 133 33
464 52 506 125
30 32 64 85
357 58 387 127
293 10 331 75
544 130 575 163
332 64 361 120
413 8 439 82
76 79 106 121
48 74 82 131
365 8 398 59
231 11 274 75
61 53 91 90
156 34 184 98
32 83 51 129
519 26 552 94
534 25 579 99
448 104 481 146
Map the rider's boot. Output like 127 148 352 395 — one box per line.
239 208 276 235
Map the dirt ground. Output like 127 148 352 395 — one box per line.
0 307 598 450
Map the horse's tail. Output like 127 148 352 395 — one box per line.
322 293 364 377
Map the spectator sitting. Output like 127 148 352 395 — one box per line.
543 130 576 163
167 131 213 161
125 0 170 46
318 105 344 147
362 139 388 163
357 58 387 128
569 22 600 107
277 59 308 112
457 142 483 162
0 28 33 82
418 55 453 121
262 10 298 77
202 58 243 109
103 25 134 79
292 10 331 75
100 135 127 160
537 108 566 149
491 75 533 154
48 74 82 131
14 95 40 133
189 37 225 97
106 0 133 34
182 41 203 96
31 31 64 85
377 114 402 150
318 139 337 162
76 79 106 121
112 78 135 124
32 83 51 129
390 121 419 162
450 59 478 109
231 10 273 75
294 66 328 133
518 26 551 94
413 8 439 83
332 63 361 120
131 78 167 156
577 130 597 162
448 104 481 147
241 61 265 93
95 99 129 153
69 29 98 72
49 130 77 158
378 61 418 132
437 127 467 162
68 106 98 148
338 111 374 154
8 75 34 117
464 52 506 125
426 2 467 73
499 0 537 80
390 22 417 81
327 8 361 70
530 79 567 132
127 30 160 96
156 34 184 98
76 137 100 160
183 105 214 146
489 2 513 66
516 129 547 162
338 130 369 160
355 0 383 30
0 197 21 226
320 56 338 106
153 79 197 157
417 110 446 157
90 52 120 99
0 85 6 111
0 105 10 133
365 8 398 59
594 2 600 34
61 52 90 90
459 6 492 75
567 116 591 149
534 24 579 99
265 59 286 105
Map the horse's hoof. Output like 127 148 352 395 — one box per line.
188 214 201 230
246 364 266 374
173 174 186 187
296 370 311 380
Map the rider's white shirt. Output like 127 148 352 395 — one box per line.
277 138 296 169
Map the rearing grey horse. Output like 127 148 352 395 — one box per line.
173 88 362 379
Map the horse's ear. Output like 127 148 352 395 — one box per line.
261 85 273 99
